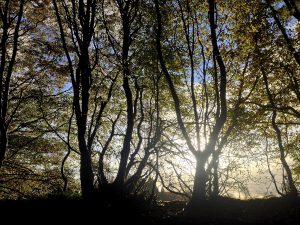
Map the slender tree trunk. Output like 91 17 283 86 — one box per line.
126 150 151 191
212 153 219 198
206 0 227 200
114 2 137 187
260 52 298 197
0 125 8 168
266 0 300 66
114 76 134 186
0 0 24 169
98 153 108 186
61 146 70 192
154 0 197 155
271 111 298 197
53 0 97 198
98 112 120 187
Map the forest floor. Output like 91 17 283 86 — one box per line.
0 195 299 224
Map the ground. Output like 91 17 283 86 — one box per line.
0 195 299 224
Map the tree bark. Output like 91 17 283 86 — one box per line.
212 153 219 198
191 158 207 202
0 125 8 168
0 0 24 168
115 77 134 187
271 103 298 198
76 120 94 198
114 1 136 187
259 49 298 197
53 0 97 198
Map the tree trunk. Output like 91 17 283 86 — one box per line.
0 125 8 168
114 2 136 187
271 111 298 197
98 153 108 187
78 126 94 199
260 49 298 198
53 0 96 199
114 76 134 186
187 158 207 210
126 150 151 191
0 0 23 169
212 154 219 198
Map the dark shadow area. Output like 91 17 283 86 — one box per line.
1 194 299 225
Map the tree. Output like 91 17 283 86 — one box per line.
0 0 24 168
112 0 140 187
154 0 228 210
231 0 299 197
53 0 99 198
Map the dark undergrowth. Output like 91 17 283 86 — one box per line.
0 191 299 225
